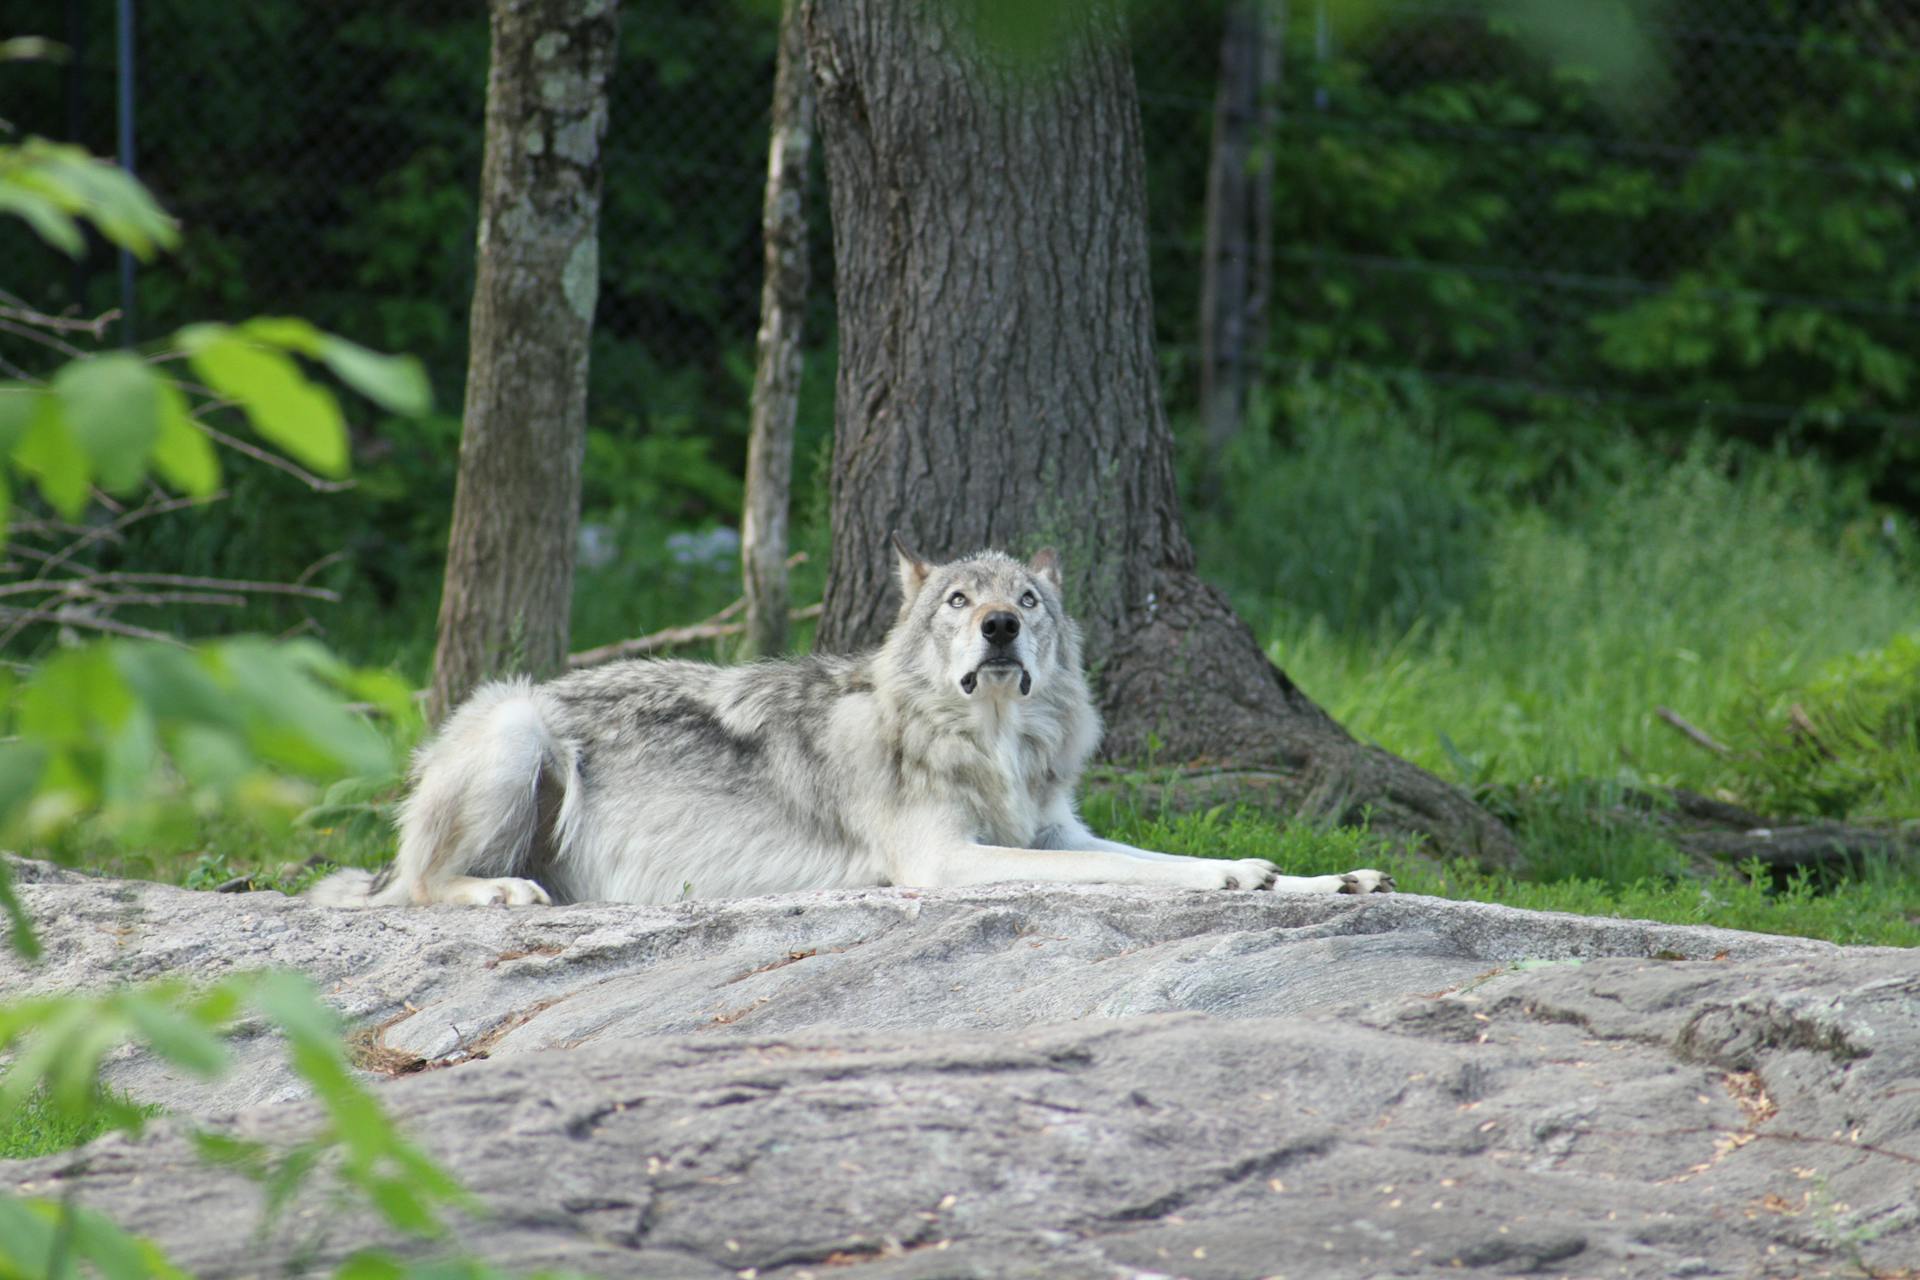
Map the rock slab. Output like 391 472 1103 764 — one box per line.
6 859 1920 1278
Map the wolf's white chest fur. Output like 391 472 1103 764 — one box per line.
896 698 1057 848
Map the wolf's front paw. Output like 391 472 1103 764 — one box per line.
1184 858 1280 891
1337 869 1395 894
446 876 552 906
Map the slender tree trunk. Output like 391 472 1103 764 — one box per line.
803 0 1515 864
1248 0 1282 396
427 0 619 725
742 0 816 658
1200 0 1281 476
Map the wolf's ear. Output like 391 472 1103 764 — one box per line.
891 530 931 604
1028 546 1062 590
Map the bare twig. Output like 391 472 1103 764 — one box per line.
4 517 93 539
569 601 823 669
1786 703 1835 760
28 491 225 581
0 607 185 645
569 598 744 669
193 421 355 493
0 293 119 339
1654 706 1732 757
0 316 90 361
293 550 351 589
91 591 251 609
93 572 338 602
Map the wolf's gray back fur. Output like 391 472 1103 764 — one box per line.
309 543 1392 908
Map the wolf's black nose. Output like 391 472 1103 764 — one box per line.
982 611 1020 644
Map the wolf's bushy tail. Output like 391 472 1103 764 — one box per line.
306 679 577 908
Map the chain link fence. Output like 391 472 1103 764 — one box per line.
1141 0 1920 463
6 1 1919 485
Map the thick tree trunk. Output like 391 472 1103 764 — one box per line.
742 0 816 658
427 0 619 725
1200 0 1271 468
803 0 1515 864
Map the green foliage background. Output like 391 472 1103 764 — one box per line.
0 0 1914 941
3 1 1918 679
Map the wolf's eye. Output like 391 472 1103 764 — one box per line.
947 591 968 608
1019 591 1038 609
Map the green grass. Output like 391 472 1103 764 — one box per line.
1257 442 1916 814
1091 802 1920 947
1175 381 1919 944
0 1088 160 1161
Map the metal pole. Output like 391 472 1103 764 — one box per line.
115 0 136 346
66 0 88 307
1313 0 1330 111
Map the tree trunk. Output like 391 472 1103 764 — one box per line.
742 0 816 658
427 0 619 725
1200 0 1283 484
802 0 1516 865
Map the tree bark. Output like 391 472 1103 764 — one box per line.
742 0 816 658
427 0 619 725
803 0 1516 864
1200 0 1278 472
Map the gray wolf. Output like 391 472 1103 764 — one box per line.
309 539 1395 907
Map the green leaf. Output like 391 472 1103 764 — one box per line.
186 330 348 477
210 638 391 779
317 337 432 418
123 995 231 1077
0 184 84 256
0 998 96 1117
52 353 163 493
113 643 243 733
240 318 430 417
0 740 50 837
63 1200 192 1280
5 140 179 260
10 393 91 518
0 36 70 63
0 860 38 960
0 1198 59 1275
237 316 325 355
49 1011 135 1112
333 1254 409 1280
363 1174 439 1236
167 724 255 790
99 705 161 809
149 381 220 496
248 970 342 1049
191 1130 275 1173
19 647 135 747
0 384 44 455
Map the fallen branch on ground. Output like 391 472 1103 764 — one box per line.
569 602 823 669
568 551 814 669
1655 705 1733 757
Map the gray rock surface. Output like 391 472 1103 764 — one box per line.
7 859 1919 1277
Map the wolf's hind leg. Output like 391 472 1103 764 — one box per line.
386 682 571 908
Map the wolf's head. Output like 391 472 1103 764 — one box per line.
883 534 1082 702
